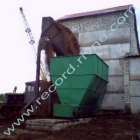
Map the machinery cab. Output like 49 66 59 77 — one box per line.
24 80 44 103
24 81 35 103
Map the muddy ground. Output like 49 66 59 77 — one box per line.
0 113 140 140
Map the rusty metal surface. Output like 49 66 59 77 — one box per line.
123 53 140 58
57 4 133 21
32 17 80 117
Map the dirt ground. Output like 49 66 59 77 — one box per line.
0 113 140 140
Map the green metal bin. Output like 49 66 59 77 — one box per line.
50 54 108 118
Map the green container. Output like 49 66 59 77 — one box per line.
50 54 108 118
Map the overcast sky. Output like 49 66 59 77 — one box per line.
0 0 140 93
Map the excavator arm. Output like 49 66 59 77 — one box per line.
20 16 80 117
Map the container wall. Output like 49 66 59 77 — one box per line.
50 54 108 109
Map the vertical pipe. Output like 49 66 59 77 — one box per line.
35 41 41 116
36 47 41 98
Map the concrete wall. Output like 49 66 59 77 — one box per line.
79 27 130 47
129 58 140 113
59 8 139 112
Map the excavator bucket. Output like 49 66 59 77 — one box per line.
40 17 68 56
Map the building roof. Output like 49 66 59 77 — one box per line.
25 80 44 85
57 4 133 21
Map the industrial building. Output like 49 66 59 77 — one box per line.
58 5 140 114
